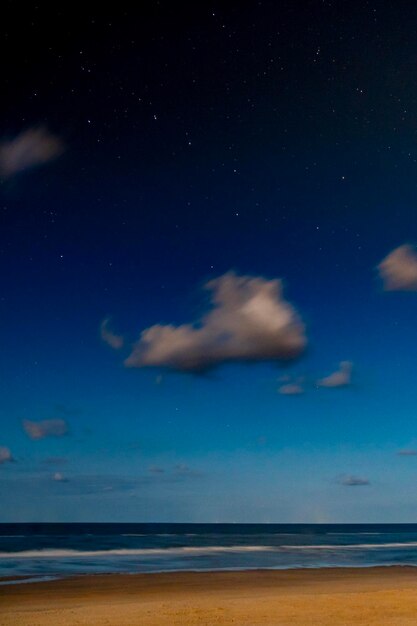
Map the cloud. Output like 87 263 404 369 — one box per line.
53 472 68 482
100 317 124 350
41 456 68 466
339 475 370 486
23 418 68 440
50 474 138 496
278 382 304 395
0 447 13 464
125 272 306 372
317 361 352 388
0 126 64 178
147 464 201 479
378 244 417 291
397 449 417 456
173 463 201 477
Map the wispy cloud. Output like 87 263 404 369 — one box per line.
378 244 417 291
278 378 304 395
100 317 124 350
0 126 64 178
173 463 201 477
41 456 68 466
147 463 201 478
53 472 68 482
23 419 68 440
125 272 306 372
0 447 13 465
397 449 417 456
317 361 352 388
148 465 165 474
339 475 370 486
50 474 138 496
278 382 304 395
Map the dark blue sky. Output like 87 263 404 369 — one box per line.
2 2 417 521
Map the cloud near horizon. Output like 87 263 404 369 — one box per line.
124 272 306 372
148 465 165 474
0 447 13 464
100 317 124 349
317 361 352 388
339 475 370 486
278 382 304 395
378 244 417 291
397 449 417 456
23 418 68 440
41 456 68 466
0 126 64 178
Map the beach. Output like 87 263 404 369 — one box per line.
2 567 417 625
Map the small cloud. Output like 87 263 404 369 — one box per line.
125 272 306 373
173 463 201 477
0 126 64 178
23 418 68 440
278 382 304 395
0 447 13 465
317 361 352 388
378 244 417 291
339 475 370 486
53 472 68 482
100 317 124 350
148 465 165 474
51 474 137 496
174 463 190 473
397 449 417 456
41 456 68 466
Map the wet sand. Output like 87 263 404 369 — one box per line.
1 567 417 625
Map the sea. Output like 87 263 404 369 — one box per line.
2 523 417 583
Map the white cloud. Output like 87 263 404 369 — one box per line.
125 272 306 372
23 419 68 440
339 475 369 486
0 447 13 464
278 382 304 395
378 244 417 291
0 127 64 178
53 472 68 482
317 361 352 388
100 317 124 349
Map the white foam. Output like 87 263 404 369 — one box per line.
283 542 417 550
0 545 273 559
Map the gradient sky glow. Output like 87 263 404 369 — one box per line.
2 3 417 521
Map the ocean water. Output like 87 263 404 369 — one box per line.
2 523 417 581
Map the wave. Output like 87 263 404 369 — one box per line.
327 532 384 536
120 533 200 537
0 535 27 538
3 542 417 559
283 542 417 550
0 576 58 586
0 545 274 559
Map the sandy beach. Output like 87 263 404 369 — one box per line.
1 567 417 625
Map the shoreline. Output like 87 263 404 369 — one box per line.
2 566 417 624
2 561 417 584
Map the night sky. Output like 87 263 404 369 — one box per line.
3 2 417 522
